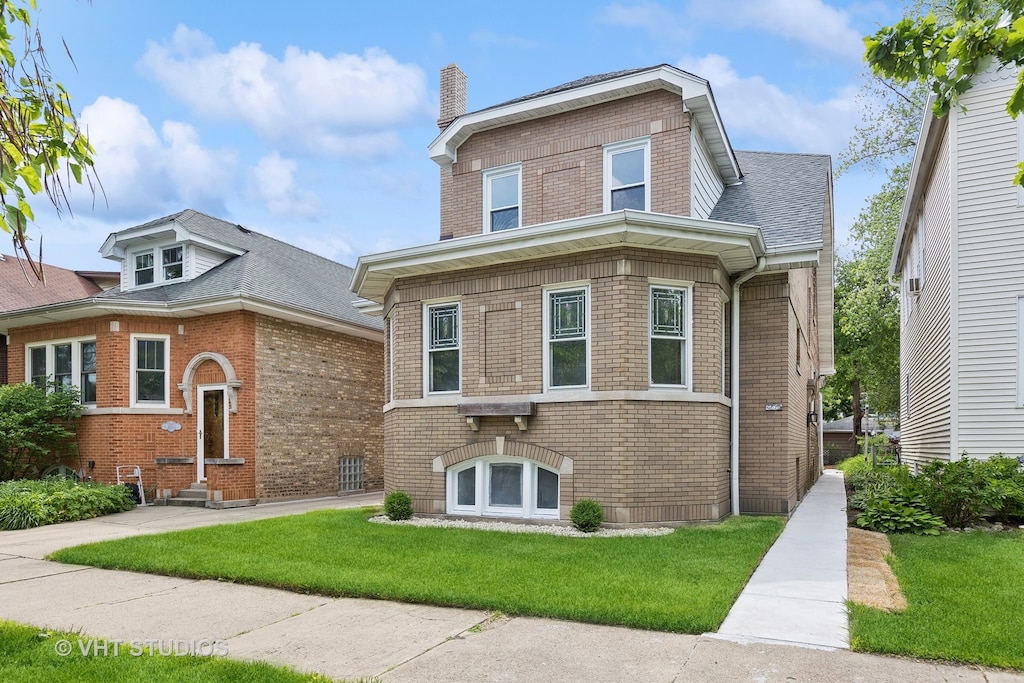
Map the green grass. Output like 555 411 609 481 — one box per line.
850 529 1024 670
0 620 339 682
48 508 784 633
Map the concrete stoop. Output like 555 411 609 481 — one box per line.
162 482 256 509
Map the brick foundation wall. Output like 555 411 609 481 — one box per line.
441 90 692 239
254 315 384 501
385 400 731 523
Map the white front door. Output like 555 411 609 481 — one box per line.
196 385 228 482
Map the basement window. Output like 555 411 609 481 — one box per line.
447 457 559 519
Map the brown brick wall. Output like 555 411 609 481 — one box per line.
384 400 730 523
441 90 692 239
0 334 6 385
253 315 384 501
388 248 727 400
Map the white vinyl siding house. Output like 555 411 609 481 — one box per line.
690 127 724 219
894 64 1024 465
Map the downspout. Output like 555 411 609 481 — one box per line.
730 256 766 517
817 380 825 473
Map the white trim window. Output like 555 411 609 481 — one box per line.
483 164 521 232
447 457 559 519
424 302 461 394
544 285 590 389
131 334 170 407
133 244 184 287
649 285 692 387
26 338 97 403
604 138 650 212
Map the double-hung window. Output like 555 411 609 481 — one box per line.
425 302 460 394
545 285 589 389
483 164 521 232
650 285 691 387
131 335 170 406
133 244 184 287
26 338 97 403
604 138 650 212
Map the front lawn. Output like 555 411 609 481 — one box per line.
0 620 337 682
850 529 1024 670
49 509 783 633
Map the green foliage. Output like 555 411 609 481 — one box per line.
915 455 1024 527
856 499 944 535
383 490 413 521
0 382 81 481
0 1 98 277
51 509 784 634
837 455 872 476
0 478 135 530
569 498 604 532
865 0 1024 185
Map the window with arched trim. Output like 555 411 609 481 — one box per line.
447 457 559 519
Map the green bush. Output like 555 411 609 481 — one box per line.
855 499 943 535
384 491 413 521
837 455 872 477
570 499 604 532
0 382 82 481
0 478 135 530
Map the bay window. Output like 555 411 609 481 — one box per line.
649 284 691 387
425 302 460 394
25 338 96 403
545 285 589 389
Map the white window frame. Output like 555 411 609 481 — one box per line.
130 333 171 408
482 164 522 233
603 137 651 213
24 336 97 404
648 281 693 389
446 457 560 519
543 283 591 391
130 243 186 289
423 300 461 396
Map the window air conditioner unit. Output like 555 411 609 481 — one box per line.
906 277 922 294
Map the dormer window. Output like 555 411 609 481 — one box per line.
604 138 650 212
132 245 184 287
483 164 521 232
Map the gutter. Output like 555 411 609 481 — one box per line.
729 256 766 517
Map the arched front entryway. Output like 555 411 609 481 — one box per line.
178 352 242 482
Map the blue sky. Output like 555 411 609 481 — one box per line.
26 0 906 272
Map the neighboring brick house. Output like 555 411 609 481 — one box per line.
0 210 384 506
892 65 1024 466
0 255 118 385
353 64 835 523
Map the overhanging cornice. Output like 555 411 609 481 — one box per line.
352 210 774 304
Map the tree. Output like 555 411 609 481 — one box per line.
865 0 1024 180
0 382 81 481
0 0 98 281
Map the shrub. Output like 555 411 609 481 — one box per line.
0 382 82 481
384 491 413 521
0 478 135 530
570 499 604 532
856 499 943 535
837 455 872 477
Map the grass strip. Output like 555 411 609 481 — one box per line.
49 508 783 633
849 529 1024 670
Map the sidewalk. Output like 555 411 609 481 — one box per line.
2 484 1021 682
717 469 849 648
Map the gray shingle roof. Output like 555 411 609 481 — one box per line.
95 209 382 332
710 151 831 248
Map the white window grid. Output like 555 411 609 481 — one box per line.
25 337 97 403
603 137 651 213
544 284 591 390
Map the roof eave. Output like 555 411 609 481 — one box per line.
352 210 768 304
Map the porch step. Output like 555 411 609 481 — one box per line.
166 482 209 507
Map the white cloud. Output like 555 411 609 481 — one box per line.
249 152 321 219
293 233 354 264
79 96 236 218
679 53 859 155
598 2 691 41
139 25 432 158
687 0 863 61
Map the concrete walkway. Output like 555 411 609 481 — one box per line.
2 483 1022 682
717 469 849 648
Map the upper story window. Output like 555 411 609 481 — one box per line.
545 285 590 389
649 285 691 387
133 244 184 287
425 302 461 394
131 334 170 407
483 165 521 232
26 338 97 404
604 138 650 212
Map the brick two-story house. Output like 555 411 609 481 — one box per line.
353 64 834 523
0 209 384 506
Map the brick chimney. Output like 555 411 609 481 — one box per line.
437 63 467 131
